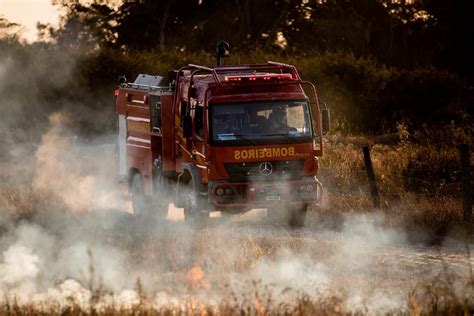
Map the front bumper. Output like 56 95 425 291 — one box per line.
208 177 322 211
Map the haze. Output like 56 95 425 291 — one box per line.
0 0 60 42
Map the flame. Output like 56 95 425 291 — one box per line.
186 266 204 285
186 266 209 289
255 297 267 315
185 297 208 315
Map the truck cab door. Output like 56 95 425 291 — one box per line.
301 81 323 154
191 101 206 157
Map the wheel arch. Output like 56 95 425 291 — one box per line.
181 163 206 194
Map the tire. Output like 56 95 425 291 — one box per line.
182 182 209 227
131 173 152 217
287 205 307 227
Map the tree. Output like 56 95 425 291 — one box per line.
42 0 474 80
42 1 117 50
422 0 474 79
0 16 20 41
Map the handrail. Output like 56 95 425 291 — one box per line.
185 61 301 85
188 64 220 84
267 61 301 80
121 62 302 95
187 64 214 71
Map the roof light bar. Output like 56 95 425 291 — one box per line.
224 73 293 82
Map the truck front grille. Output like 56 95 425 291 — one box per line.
224 160 305 182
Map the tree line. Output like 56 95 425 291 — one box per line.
40 0 473 80
0 0 472 135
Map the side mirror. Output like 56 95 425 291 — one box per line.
183 115 193 138
322 108 330 135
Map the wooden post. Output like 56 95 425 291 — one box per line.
363 146 380 209
460 144 472 222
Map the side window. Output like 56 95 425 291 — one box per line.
194 105 204 138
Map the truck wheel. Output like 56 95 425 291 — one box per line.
287 205 307 227
131 173 152 217
182 183 209 226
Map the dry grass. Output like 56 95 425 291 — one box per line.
0 281 472 315
0 127 473 315
318 124 473 234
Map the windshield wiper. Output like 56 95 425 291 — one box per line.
232 134 257 145
259 133 292 137
261 130 310 137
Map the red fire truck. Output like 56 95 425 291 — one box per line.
115 49 329 227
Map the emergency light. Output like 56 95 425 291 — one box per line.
224 73 293 82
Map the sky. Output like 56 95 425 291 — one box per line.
0 0 60 42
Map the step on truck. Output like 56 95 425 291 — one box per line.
115 45 329 227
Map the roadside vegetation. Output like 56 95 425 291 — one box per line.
319 124 473 236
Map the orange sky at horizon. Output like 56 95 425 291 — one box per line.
0 0 60 42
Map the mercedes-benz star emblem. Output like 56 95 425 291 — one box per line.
259 162 273 176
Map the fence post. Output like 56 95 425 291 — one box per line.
460 144 472 222
363 146 380 209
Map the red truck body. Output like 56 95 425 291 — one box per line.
115 61 327 226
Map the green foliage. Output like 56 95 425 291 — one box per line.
0 34 471 135
295 52 392 133
294 52 471 133
41 0 474 79
3 0 472 135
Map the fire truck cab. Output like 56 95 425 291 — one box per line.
115 59 329 227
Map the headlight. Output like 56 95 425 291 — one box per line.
225 188 233 195
216 188 224 196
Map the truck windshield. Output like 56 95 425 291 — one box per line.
211 100 313 145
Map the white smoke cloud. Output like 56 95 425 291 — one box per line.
0 245 39 285
31 112 127 212
0 208 471 313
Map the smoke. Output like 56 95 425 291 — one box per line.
32 113 94 211
3 201 464 313
0 245 39 285
0 42 472 314
1 110 471 312
32 112 125 211
0 147 472 313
